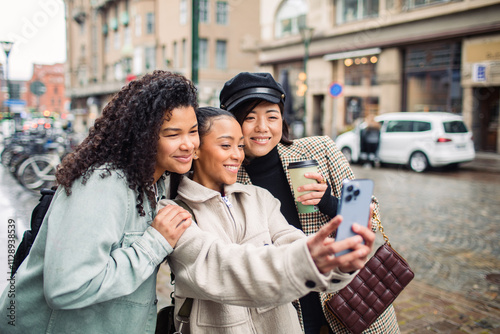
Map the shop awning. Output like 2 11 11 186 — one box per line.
323 47 381 61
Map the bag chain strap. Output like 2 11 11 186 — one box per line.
372 211 391 247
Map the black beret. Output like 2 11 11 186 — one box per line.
219 72 286 111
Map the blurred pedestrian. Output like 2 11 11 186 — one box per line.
162 106 375 333
360 113 381 167
219 72 400 333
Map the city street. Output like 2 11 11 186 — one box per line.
0 161 499 332
351 164 500 310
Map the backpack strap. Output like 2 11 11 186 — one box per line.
170 199 195 333
11 187 56 278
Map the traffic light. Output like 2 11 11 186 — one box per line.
296 72 307 97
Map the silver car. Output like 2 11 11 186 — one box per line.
334 112 476 172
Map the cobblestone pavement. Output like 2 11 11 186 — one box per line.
352 164 500 333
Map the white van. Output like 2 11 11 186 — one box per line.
334 112 475 172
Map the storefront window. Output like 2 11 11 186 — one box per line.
344 96 379 124
344 57 378 86
404 42 462 113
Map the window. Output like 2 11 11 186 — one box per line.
104 34 109 52
145 47 156 71
199 0 209 23
135 15 141 36
443 121 467 133
114 62 123 81
386 120 413 132
403 0 451 10
344 59 377 86
114 30 120 50
133 47 142 74
182 39 187 68
275 0 308 38
173 41 178 68
124 26 131 45
413 121 432 132
404 42 462 113
146 12 154 34
337 0 379 24
216 40 227 69
199 38 208 69
180 0 187 25
216 1 228 25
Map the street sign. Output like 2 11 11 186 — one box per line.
3 99 26 106
30 81 46 96
329 82 343 97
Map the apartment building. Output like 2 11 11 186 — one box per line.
63 0 260 134
258 0 500 152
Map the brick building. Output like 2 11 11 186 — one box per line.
25 63 69 115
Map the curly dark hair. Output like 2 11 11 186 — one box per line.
56 70 198 216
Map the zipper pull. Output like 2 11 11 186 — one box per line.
222 196 232 208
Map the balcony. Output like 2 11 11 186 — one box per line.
90 0 114 10
67 80 126 98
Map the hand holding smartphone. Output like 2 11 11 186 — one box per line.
335 179 374 256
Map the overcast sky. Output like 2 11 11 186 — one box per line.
0 0 66 81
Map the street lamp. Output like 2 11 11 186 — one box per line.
299 26 314 137
1 41 14 118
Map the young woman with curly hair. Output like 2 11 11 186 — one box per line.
0 70 197 333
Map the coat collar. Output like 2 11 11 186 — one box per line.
176 176 252 203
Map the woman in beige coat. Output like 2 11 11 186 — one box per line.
161 107 375 334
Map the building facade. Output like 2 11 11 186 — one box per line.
258 0 500 153
63 0 260 134
25 63 69 115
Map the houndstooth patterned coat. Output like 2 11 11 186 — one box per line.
236 136 400 334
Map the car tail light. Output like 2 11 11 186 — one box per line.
437 137 452 143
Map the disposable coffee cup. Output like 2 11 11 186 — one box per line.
288 160 320 213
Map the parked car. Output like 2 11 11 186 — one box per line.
334 112 475 172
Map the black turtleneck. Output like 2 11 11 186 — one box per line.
244 146 302 230
244 146 338 228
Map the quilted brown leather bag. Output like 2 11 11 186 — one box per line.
326 214 414 334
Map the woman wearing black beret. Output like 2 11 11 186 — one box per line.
219 72 400 334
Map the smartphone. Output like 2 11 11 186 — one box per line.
335 179 374 256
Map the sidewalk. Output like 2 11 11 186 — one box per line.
461 151 500 174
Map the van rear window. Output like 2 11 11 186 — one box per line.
443 121 467 133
